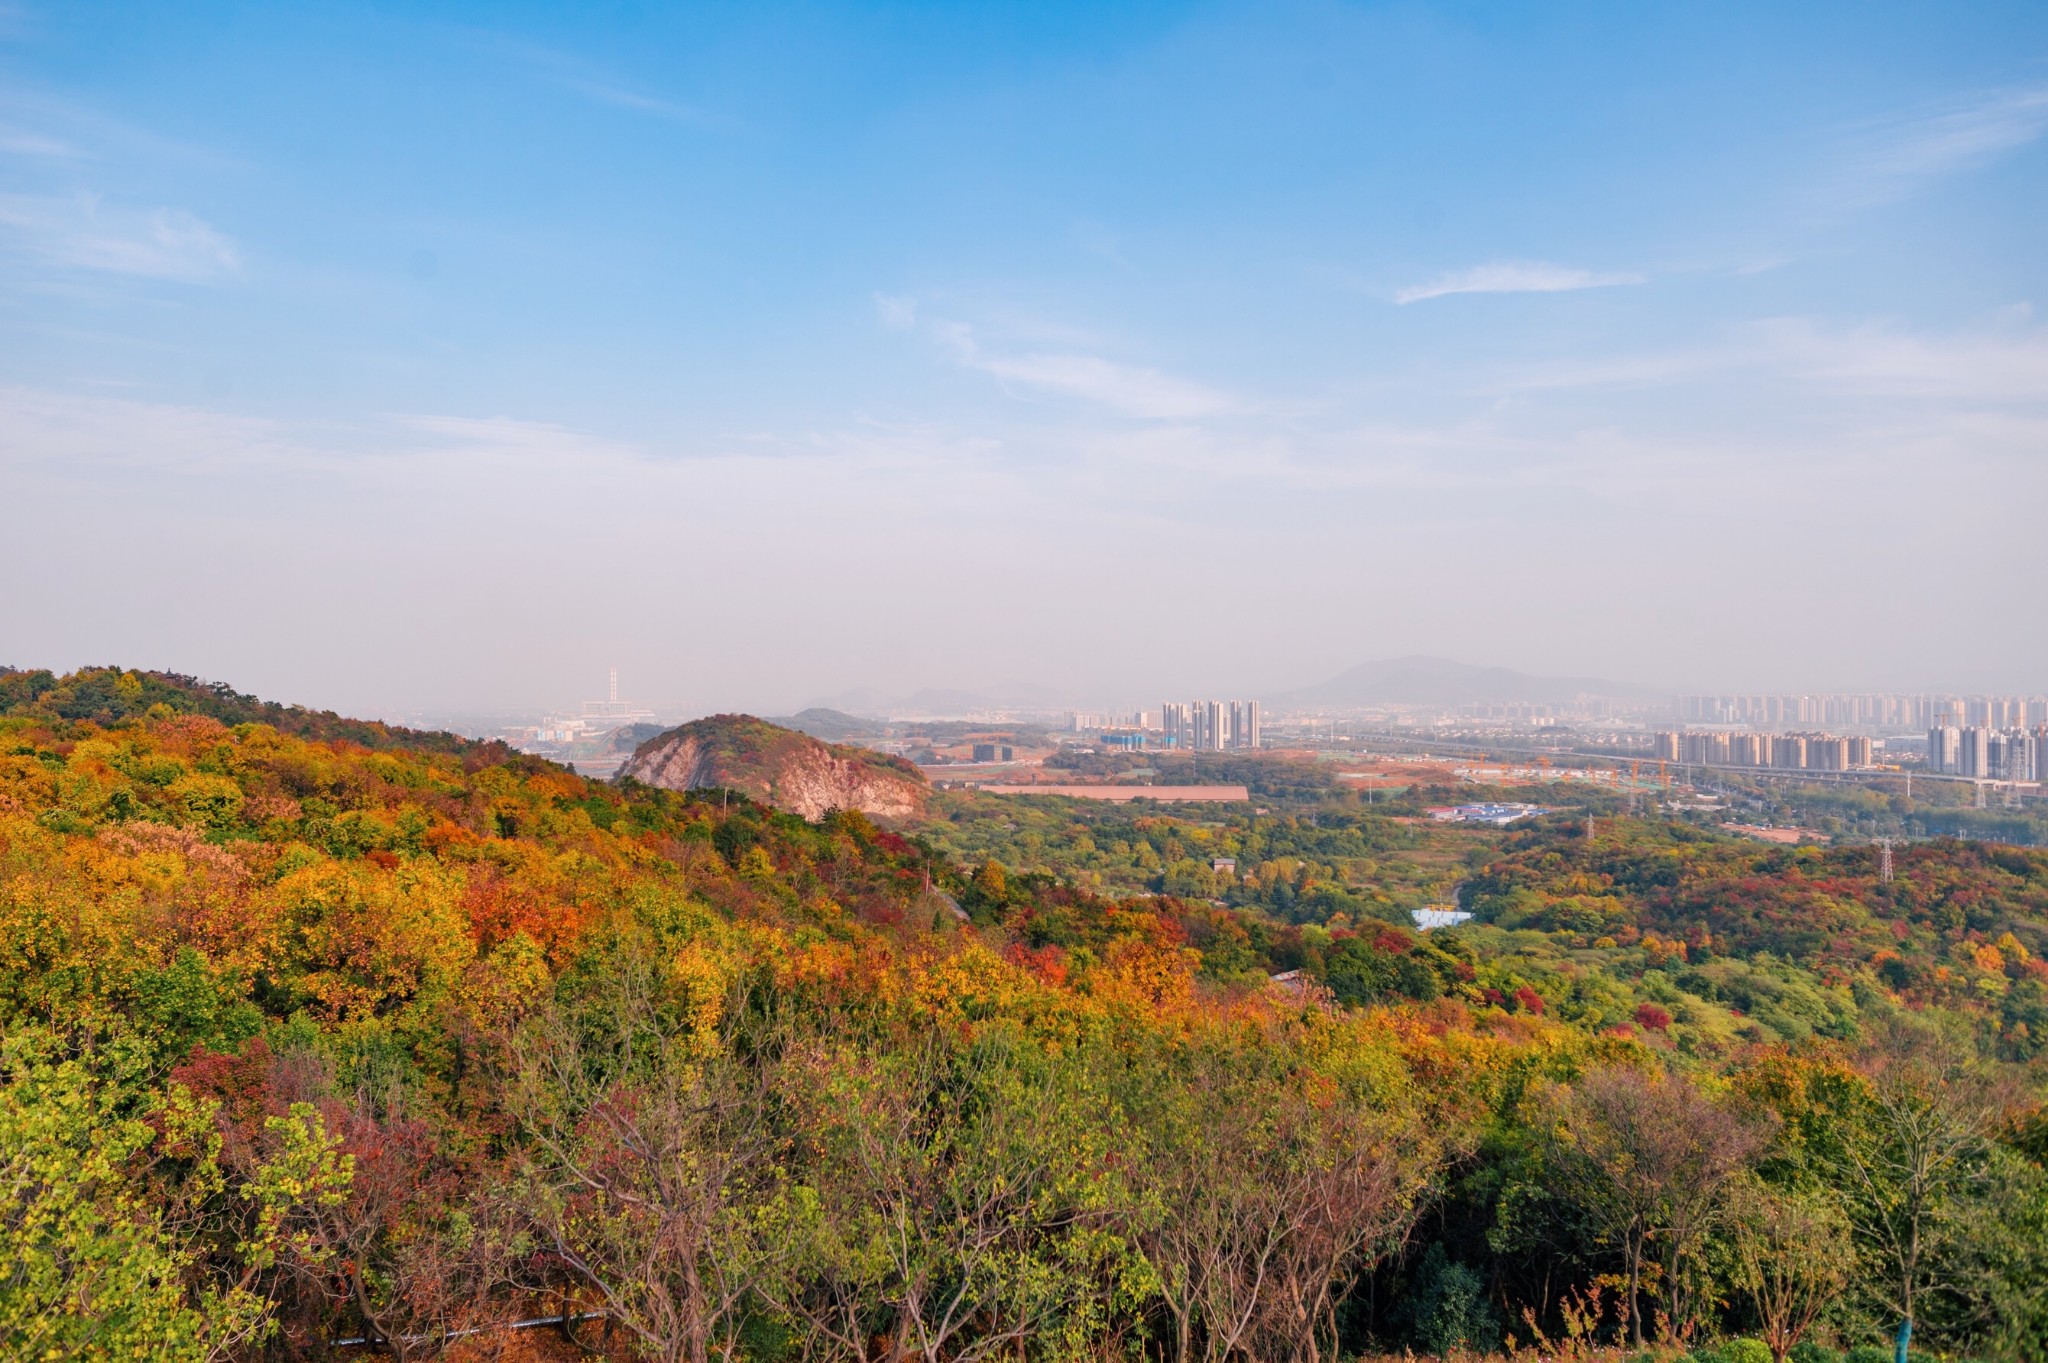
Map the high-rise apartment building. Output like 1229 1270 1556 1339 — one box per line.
1656 729 1880 772
1807 737 1850 771
1160 703 1191 749
1161 698 1263 751
1230 700 1261 751
1681 732 1731 764
1678 693 2038 732
1928 724 2045 780
1960 727 1990 779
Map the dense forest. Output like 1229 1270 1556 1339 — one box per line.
2 668 2044 1362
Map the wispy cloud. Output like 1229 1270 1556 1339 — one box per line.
969 351 1235 421
0 192 239 280
1754 313 2048 402
553 73 712 124
469 33 728 128
397 413 653 467
1485 311 2048 406
0 384 301 476
0 125 78 158
902 309 1236 420
0 86 247 173
1844 84 2048 205
1394 260 1645 305
873 292 918 329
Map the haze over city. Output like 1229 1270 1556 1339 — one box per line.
5 1 2047 716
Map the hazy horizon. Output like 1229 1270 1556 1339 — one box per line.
6 651 2044 729
6 2 2046 716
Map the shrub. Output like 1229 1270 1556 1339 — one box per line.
1691 1341 1773 1363
1407 1243 1502 1356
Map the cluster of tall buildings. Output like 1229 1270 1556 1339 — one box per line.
1654 731 1873 771
1068 709 1150 732
1927 726 2047 781
1452 702 1602 725
1675 693 2045 731
1160 699 1262 751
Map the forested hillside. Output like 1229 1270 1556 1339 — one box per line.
1 670 2044 1361
0 666 491 757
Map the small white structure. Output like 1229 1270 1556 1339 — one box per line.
1411 907 1474 931
1427 802 1547 826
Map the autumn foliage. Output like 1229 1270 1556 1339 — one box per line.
0 669 2044 1361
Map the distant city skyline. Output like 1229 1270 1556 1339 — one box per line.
379 662 2048 736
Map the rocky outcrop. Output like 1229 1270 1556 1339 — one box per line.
616 714 927 821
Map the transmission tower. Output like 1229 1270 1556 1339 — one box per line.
1877 838 1893 884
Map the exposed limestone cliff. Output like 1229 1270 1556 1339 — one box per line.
616 714 927 821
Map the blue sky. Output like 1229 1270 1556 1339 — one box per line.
4 1 2046 714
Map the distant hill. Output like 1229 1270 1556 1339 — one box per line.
1275 655 1659 707
765 707 887 742
618 714 927 820
602 721 672 753
0 665 499 757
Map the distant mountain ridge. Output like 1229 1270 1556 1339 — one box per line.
766 708 888 742
1276 655 1658 707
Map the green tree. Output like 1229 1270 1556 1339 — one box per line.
508 959 787 1363
1323 936 1442 1006
1825 1020 2002 1361
0 1030 268 1361
1127 1037 1431 1363
1543 1065 1766 1346
1728 1179 1853 1362
1408 1243 1502 1356
777 1025 1145 1363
